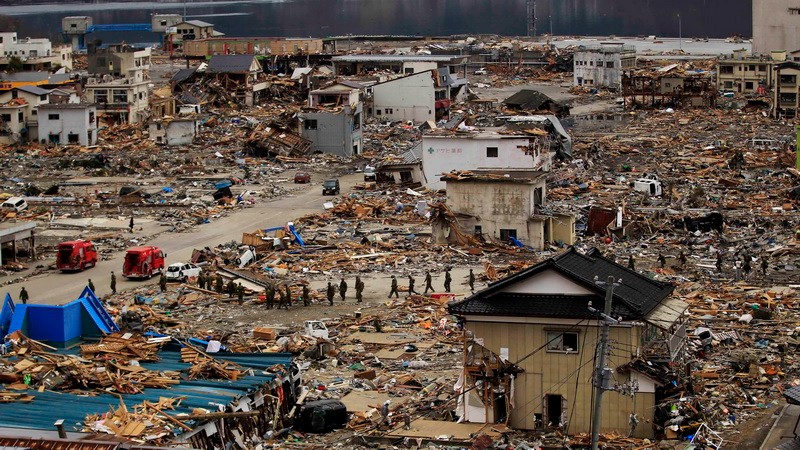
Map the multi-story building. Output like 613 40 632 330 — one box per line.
573 43 636 89
716 49 779 94
84 69 150 124
183 37 324 57
753 0 800 54
88 44 151 77
0 32 72 70
773 61 800 119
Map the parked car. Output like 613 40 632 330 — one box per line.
322 179 340 195
363 165 376 182
294 171 311 183
166 262 202 282
474 68 488 75
1 197 28 213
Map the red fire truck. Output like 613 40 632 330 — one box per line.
122 246 166 279
56 240 98 272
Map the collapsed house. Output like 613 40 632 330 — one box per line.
502 89 571 117
622 65 717 109
449 247 688 438
299 81 364 157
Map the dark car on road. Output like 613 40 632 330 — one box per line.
294 171 311 183
322 179 340 195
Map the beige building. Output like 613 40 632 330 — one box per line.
715 49 792 94
449 247 687 437
84 69 150 124
774 61 800 118
753 0 800 54
438 169 574 249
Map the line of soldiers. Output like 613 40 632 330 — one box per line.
388 269 475 297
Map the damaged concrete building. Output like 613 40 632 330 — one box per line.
436 169 575 249
449 247 688 438
299 81 363 157
573 43 636 89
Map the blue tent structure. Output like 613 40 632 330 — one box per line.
0 286 119 346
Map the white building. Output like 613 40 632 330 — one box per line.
421 132 552 190
573 43 636 89
37 103 97 146
149 118 199 146
0 32 71 70
0 102 28 145
370 70 436 123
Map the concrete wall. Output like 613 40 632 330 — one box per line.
151 120 197 146
403 61 437 74
372 71 435 123
754 0 800 54
0 105 27 144
447 180 543 243
464 316 654 437
37 106 97 146
422 135 543 190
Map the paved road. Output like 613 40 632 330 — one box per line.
8 174 361 305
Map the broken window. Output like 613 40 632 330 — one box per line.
499 229 517 242
17 112 23 122
48 133 60 144
544 394 566 428
67 133 79 144
745 81 754 90
112 90 127 104
304 119 318 130
780 93 797 105
95 90 108 103
0 114 10 122
790 7 800 14
605 61 614 68
89 112 95 124
404 68 414 74
781 74 797 84
546 331 579 353
353 113 361 130
48 113 59 120
720 66 733 74
376 110 382 116
486 147 498 157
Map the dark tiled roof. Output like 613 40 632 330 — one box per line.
208 54 259 73
171 67 197 83
503 89 557 110
785 385 800 405
449 247 674 320
16 85 50 96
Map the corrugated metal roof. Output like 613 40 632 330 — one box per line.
0 349 292 433
207 55 259 74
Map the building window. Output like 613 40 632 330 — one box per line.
790 7 800 14
112 90 127 104
376 110 382 116
304 119 318 130
89 112 95 124
67 133 79 144
17 112 23 122
39 94 47 101
759 64 767 71
499 228 517 242
724 81 733 89
546 331 579 353
474 225 482 235
386 108 393 114
745 81 754 90
720 65 734 74
95 90 108 103
486 146 498 157
0 114 11 122
353 113 361 130
748 65 755 71
606 61 614 68
405 68 414 74
48 113 59 120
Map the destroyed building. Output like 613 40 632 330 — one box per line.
299 81 363 157
206 54 268 106
437 169 575 249
84 64 150 125
773 60 800 119
502 89 570 117
87 44 151 78
149 117 199 146
449 247 688 438
368 70 438 122
573 43 636 90
622 66 716 109
183 37 325 57
331 54 469 77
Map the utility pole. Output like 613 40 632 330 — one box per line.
590 276 620 450
526 0 536 38
677 13 682 52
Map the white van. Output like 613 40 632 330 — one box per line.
1 197 27 213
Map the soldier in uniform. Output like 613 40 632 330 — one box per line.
424 271 433 294
389 275 399 298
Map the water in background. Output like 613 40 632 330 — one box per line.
4 0 751 46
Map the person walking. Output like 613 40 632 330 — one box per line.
339 278 348 301
215 275 224 293
237 285 245 305
284 284 292 309
389 275 399 298
407 275 417 296
468 269 475 293
110 271 117 294
716 251 724 272
327 281 335 306
424 271 433 294
761 257 769 276
679 252 687 268
19 287 28 305
88 278 96 294
266 283 275 309
627 255 635 270
302 283 310 307
129 216 134 233
355 276 364 303
658 253 666 269
159 273 167 292
227 279 236 297
444 270 452 293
